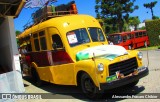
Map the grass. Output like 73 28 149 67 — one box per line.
137 46 159 51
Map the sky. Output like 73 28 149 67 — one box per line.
14 0 160 32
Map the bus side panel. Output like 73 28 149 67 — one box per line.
37 66 54 82
51 50 73 65
49 50 75 85
30 51 50 67
49 63 75 85
119 35 132 50
120 40 132 50
29 51 53 82
132 30 149 49
29 50 75 84
134 36 149 48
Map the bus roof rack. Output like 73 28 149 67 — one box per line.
23 1 78 30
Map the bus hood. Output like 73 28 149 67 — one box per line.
76 45 128 61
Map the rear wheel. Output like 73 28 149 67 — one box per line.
31 68 43 87
80 73 103 99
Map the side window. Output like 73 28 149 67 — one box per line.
52 34 63 49
25 35 32 52
88 28 97 42
139 32 142 37
33 33 40 51
131 34 134 38
123 35 127 42
127 33 131 39
135 33 139 38
32 31 47 51
143 32 147 36
88 28 105 42
40 37 47 50
39 31 47 50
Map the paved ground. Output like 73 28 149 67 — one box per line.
17 50 160 102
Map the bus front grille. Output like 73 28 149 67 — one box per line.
109 57 138 76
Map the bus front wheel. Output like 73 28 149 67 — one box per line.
80 73 103 99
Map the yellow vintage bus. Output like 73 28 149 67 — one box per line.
17 14 148 99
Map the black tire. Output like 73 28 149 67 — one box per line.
31 68 43 87
125 80 139 88
80 73 103 99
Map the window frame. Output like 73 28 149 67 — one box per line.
87 27 105 42
32 30 47 51
51 34 64 49
66 28 90 47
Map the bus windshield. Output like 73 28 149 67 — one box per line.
109 34 122 44
88 27 105 42
67 28 90 47
67 27 105 47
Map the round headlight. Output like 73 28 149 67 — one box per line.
97 63 104 72
138 52 143 59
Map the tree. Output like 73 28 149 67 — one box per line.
15 30 21 45
95 0 138 32
144 1 157 19
128 16 140 30
152 16 159 20
16 30 21 36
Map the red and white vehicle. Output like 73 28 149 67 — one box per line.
108 30 149 50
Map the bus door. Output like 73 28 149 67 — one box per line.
48 28 75 85
131 32 135 48
122 34 128 49
122 33 133 50
31 30 53 82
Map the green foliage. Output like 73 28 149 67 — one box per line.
143 1 157 19
16 30 21 36
95 0 138 32
139 26 146 30
15 30 21 45
129 17 140 26
128 16 140 30
143 1 157 9
152 16 159 20
145 19 160 46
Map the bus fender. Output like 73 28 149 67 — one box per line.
75 69 99 88
30 62 38 69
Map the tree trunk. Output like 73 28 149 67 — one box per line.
119 24 123 32
151 7 154 19
117 14 124 32
134 25 137 31
118 19 124 32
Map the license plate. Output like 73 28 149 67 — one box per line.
106 75 117 82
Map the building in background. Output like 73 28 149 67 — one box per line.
129 22 145 31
